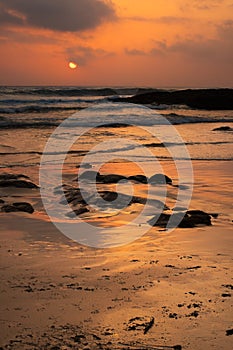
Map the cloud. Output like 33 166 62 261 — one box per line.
66 45 114 65
0 0 116 32
217 20 233 40
148 37 231 64
125 48 147 56
180 0 225 11
124 24 233 64
125 15 188 24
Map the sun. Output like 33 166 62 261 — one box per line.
68 61 78 69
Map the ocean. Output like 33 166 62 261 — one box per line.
0 86 233 171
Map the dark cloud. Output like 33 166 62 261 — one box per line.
0 0 116 32
66 45 114 65
0 2 24 26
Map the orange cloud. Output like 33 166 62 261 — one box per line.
0 0 232 86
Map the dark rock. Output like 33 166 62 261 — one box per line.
1 202 34 214
66 206 89 218
61 189 86 205
209 213 219 218
73 334 86 343
78 171 100 182
97 174 127 184
92 334 101 340
97 123 130 128
25 286 33 292
99 191 118 202
1 204 23 212
127 316 155 333
0 199 4 204
63 187 149 211
79 171 127 184
130 195 147 205
188 311 199 317
222 293 231 297
185 266 201 270
97 191 147 208
169 313 178 319
148 213 172 228
181 210 212 227
149 210 212 228
143 142 165 148
149 173 172 185
0 173 30 181
143 317 154 334
113 88 233 110
226 329 233 336
13 202 34 213
222 284 233 290
213 126 233 131
128 175 148 184
187 303 201 308
96 191 127 209
0 180 38 188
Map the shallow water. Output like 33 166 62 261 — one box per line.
0 88 232 247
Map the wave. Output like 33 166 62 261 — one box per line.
0 97 106 105
0 86 155 97
0 87 118 97
0 120 60 128
0 105 84 114
165 114 233 124
1 117 233 129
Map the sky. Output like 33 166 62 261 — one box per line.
0 0 232 87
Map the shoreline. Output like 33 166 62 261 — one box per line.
0 160 232 349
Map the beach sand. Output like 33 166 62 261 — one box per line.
0 160 232 349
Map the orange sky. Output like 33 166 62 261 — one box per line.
0 0 232 86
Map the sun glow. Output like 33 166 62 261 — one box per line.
68 61 77 69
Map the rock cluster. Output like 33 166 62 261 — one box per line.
0 173 36 214
78 171 172 185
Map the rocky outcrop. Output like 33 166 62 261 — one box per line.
78 171 172 185
0 173 38 188
213 126 233 131
126 316 155 334
1 202 34 214
149 173 172 185
112 89 233 110
0 180 39 188
149 210 216 228
78 171 127 184
128 175 148 184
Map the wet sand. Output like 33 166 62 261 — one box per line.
0 161 232 349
